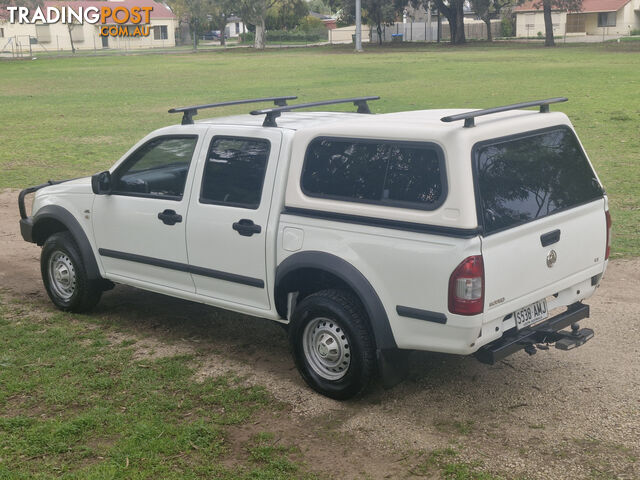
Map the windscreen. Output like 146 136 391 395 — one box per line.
475 127 604 235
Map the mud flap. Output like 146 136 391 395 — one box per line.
377 349 409 389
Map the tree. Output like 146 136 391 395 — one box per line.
339 0 405 45
472 0 514 41
238 0 279 49
308 0 333 14
208 0 235 45
165 0 191 44
266 0 308 30
432 0 465 44
67 22 77 53
366 0 405 45
166 0 208 48
409 0 465 44
525 0 581 46
166 0 232 46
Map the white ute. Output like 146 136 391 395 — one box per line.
19 96 611 399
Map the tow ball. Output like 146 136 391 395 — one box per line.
554 323 595 351
524 322 595 356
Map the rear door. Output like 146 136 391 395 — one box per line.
475 126 607 315
185 127 282 310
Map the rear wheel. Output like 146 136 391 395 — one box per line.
289 289 376 400
41 232 102 312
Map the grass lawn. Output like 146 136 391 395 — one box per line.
0 298 301 479
0 42 637 257
0 296 507 479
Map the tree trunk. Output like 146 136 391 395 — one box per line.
543 0 555 46
193 18 198 50
67 25 76 53
453 0 465 44
255 18 266 49
484 17 492 41
377 23 383 45
435 0 466 44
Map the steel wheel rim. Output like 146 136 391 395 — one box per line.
302 317 351 381
48 251 76 301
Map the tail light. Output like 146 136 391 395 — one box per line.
448 255 484 316
605 210 612 260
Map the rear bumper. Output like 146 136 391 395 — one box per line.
475 302 590 365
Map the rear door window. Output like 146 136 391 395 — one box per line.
301 138 447 210
200 136 270 209
474 127 604 235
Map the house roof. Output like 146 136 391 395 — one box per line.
514 0 630 13
42 0 176 21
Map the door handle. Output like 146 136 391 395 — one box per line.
157 209 182 226
232 219 262 237
540 229 561 247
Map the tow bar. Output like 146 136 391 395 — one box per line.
476 302 593 365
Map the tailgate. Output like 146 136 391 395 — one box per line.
473 126 607 318
481 199 606 314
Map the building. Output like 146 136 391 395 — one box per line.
1 0 177 55
514 0 640 37
309 11 337 30
224 16 246 38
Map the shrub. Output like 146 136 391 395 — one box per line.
240 26 326 44
298 16 327 36
501 16 513 37
240 32 255 43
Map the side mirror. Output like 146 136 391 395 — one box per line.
91 171 112 195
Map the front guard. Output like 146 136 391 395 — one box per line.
476 302 592 365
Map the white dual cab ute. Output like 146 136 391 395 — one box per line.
19 96 611 399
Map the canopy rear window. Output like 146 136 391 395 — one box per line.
474 127 604 235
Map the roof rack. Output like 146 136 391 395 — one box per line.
440 97 568 128
250 96 380 127
169 96 298 125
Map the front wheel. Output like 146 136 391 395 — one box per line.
289 289 376 400
41 232 102 312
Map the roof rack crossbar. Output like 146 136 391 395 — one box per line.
250 96 381 127
168 96 298 125
440 97 568 128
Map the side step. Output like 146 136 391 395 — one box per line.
476 302 591 365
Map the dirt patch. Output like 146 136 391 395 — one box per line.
2 188 639 479
104 331 196 361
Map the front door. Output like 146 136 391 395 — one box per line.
186 127 282 310
93 134 202 293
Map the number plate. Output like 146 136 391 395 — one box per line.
514 299 548 330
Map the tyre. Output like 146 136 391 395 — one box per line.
41 232 102 313
289 289 376 400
